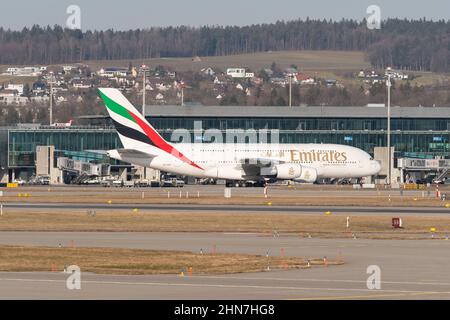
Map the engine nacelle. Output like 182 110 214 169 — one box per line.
294 167 318 183
262 164 302 180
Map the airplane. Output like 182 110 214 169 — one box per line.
98 88 381 186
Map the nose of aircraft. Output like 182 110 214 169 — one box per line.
370 160 381 175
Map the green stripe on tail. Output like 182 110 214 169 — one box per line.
99 90 136 124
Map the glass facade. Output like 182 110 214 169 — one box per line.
148 117 450 159
7 128 122 168
148 117 450 132
3 114 450 169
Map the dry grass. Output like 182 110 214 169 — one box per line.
0 245 332 275
0 75 37 85
2 191 449 207
0 210 450 239
83 51 370 73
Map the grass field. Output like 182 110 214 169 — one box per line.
1 210 449 239
2 191 448 207
2 50 450 87
0 245 333 275
0 75 37 85
83 50 371 73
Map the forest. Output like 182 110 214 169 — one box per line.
0 18 450 72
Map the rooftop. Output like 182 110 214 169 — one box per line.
139 105 450 119
78 105 450 120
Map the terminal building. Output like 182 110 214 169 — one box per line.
0 105 449 184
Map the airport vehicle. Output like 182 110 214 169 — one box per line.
161 178 185 188
99 88 381 185
29 175 50 185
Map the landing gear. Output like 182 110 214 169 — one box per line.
225 180 246 188
226 180 268 188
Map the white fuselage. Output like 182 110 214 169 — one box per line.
108 142 381 181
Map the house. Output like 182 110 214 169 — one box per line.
156 83 170 92
295 73 315 85
202 67 216 76
270 77 287 86
6 67 18 75
227 68 254 79
213 76 225 85
72 79 93 89
0 89 19 98
386 67 409 80
30 95 49 103
4 67 41 76
0 89 29 105
227 68 246 78
55 95 68 105
283 67 298 76
155 93 165 101
6 84 24 95
63 66 77 73
32 81 47 94
98 67 130 78
16 67 42 77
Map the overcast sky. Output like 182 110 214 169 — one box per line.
2 0 450 30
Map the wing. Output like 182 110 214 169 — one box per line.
238 157 285 177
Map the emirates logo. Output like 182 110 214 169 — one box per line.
289 167 295 176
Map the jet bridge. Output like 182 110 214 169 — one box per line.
57 157 110 183
398 158 450 183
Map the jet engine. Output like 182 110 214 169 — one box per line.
294 167 318 183
261 164 318 182
261 164 302 180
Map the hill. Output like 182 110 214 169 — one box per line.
85 50 370 73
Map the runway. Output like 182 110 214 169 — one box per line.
1 232 450 299
1 184 449 299
3 202 449 215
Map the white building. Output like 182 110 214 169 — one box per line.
63 66 76 72
202 67 216 76
6 67 18 75
7 67 42 76
0 90 29 105
98 68 130 78
6 84 24 95
72 79 92 89
227 68 254 79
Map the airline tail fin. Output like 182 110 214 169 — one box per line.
99 88 204 170
98 88 167 150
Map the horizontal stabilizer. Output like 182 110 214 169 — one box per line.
112 149 158 159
